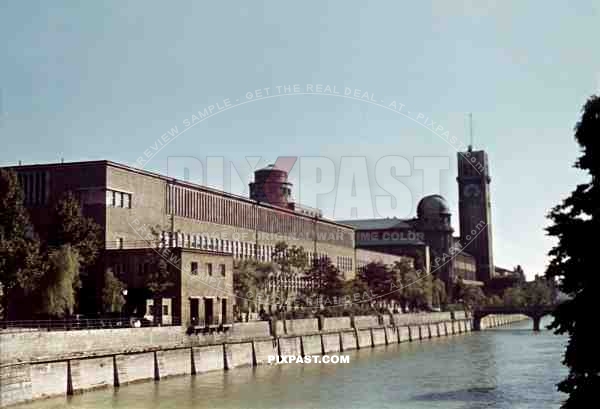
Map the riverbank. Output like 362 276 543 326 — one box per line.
0 313 527 407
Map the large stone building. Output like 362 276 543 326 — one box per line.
6 160 404 324
5 146 512 321
341 146 514 297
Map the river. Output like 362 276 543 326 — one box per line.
19 317 567 409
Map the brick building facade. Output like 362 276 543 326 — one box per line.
6 147 510 322
6 160 378 325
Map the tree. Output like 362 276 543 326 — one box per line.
463 286 486 310
522 277 553 307
503 286 525 307
147 258 173 294
432 276 447 308
302 256 345 307
486 275 522 298
358 262 392 306
545 95 600 407
39 245 81 317
486 295 503 307
102 268 126 313
233 259 272 316
0 169 44 318
269 241 308 313
47 191 102 269
344 277 371 310
392 260 432 312
513 265 526 283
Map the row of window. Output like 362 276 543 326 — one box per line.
17 171 48 206
190 262 226 277
336 256 353 272
165 231 344 266
454 260 476 272
106 189 132 208
166 185 352 246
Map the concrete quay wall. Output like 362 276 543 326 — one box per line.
2 321 271 366
0 314 528 407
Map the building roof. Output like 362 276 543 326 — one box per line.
3 159 352 230
336 218 415 231
355 239 427 247
417 194 450 217
256 163 288 173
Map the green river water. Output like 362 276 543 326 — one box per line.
19 317 566 409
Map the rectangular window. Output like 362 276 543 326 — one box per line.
106 190 113 206
206 263 213 276
163 305 169 315
191 262 198 275
220 264 226 276
123 193 130 208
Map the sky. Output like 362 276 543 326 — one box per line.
1 0 599 279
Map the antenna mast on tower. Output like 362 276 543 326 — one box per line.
467 112 474 151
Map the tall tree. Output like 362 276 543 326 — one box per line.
269 241 308 312
522 277 553 307
233 259 272 314
101 268 126 314
392 260 431 312
461 285 486 312
147 257 173 294
432 276 447 308
48 191 102 269
0 169 44 318
545 95 600 407
344 277 371 310
302 256 345 307
513 265 526 283
359 261 392 306
39 245 81 318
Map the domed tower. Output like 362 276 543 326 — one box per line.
416 195 455 294
249 164 293 208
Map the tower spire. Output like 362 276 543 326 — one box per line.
468 112 473 151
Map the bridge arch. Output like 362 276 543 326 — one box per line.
472 307 554 331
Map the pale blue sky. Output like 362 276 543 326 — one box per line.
1 1 598 278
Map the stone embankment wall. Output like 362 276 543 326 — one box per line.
0 314 527 407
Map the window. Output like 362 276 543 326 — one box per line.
191 262 198 275
220 264 226 276
106 189 132 208
163 305 169 315
106 190 113 206
117 237 124 249
206 263 213 276
17 171 48 206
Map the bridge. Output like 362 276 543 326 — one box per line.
472 305 556 331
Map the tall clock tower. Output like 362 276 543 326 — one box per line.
457 147 494 283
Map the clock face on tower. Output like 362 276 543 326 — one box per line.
463 184 481 199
